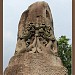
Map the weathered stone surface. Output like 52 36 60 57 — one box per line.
4 1 68 75
4 53 68 75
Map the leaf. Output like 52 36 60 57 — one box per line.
57 35 72 75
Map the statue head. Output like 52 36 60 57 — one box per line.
15 1 57 55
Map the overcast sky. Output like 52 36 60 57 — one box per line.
3 0 72 71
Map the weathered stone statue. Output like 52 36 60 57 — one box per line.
4 1 68 75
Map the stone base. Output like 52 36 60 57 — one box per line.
4 53 68 75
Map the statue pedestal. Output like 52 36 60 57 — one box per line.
4 53 68 75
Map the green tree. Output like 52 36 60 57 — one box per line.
57 36 72 75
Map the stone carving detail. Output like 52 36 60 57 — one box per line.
16 20 58 55
4 1 68 75
15 2 57 55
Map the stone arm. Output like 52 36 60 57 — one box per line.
37 37 46 52
28 36 36 49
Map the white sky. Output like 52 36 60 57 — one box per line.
3 0 72 71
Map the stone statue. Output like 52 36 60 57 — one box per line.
4 1 68 75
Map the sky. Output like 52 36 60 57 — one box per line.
3 0 72 71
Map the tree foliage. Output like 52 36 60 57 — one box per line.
57 36 72 75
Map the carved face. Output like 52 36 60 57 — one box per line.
18 1 54 39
